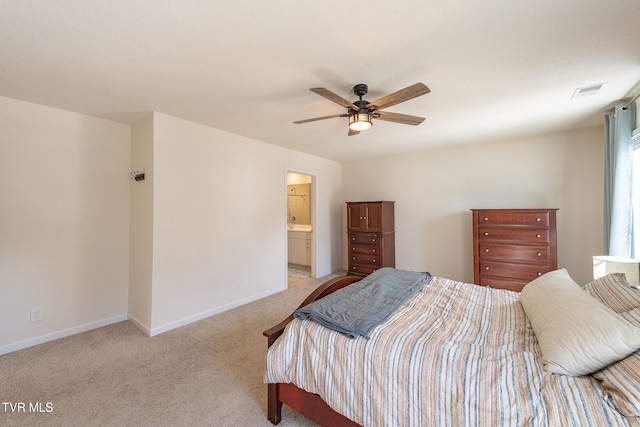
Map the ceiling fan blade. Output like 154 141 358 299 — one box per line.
294 114 346 124
310 88 359 110
348 128 360 136
375 111 425 125
368 83 431 111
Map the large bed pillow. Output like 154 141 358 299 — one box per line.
519 269 640 376
592 309 640 416
584 273 640 313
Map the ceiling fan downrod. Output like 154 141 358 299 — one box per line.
352 84 370 111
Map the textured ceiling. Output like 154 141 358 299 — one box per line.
1 1 639 162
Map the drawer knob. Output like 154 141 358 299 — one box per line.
537 272 542 276
352 247 355 251
372 249 376 253
352 237 356 241
484 217 489 221
363 217 367 220
359 216 363 220
536 217 541 222
485 266 490 270
352 256 356 260
372 239 377 242
484 232 489 236
484 248 489 252
537 252 542 256
372 260 376 263
536 234 541 238
352 267 356 270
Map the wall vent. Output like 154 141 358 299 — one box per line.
572 83 606 99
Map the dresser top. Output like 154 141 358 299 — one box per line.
347 201 395 204
471 208 558 211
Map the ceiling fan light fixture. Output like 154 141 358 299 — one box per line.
349 112 373 131
295 83 429 135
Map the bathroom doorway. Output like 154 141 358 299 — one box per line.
286 171 315 284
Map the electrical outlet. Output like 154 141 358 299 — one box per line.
30 308 43 323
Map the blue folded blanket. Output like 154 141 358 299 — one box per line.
294 267 432 339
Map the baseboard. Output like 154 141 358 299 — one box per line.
127 314 151 336
1 287 291 354
148 286 287 337
0 314 128 356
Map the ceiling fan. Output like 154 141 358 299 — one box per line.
294 82 430 136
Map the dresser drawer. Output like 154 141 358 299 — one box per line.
349 233 381 245
478 211 550 227
478 244 550 263
478 227 550 244
350 244 380 255
479 260 553 281
349 264 376 276
350 253 380 266
478 276 528 292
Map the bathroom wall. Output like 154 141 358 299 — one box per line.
286 172 312 225
287 183 311 224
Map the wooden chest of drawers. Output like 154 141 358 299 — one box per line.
347 201 395 277
472 208 558 292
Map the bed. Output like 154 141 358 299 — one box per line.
263 267 640 427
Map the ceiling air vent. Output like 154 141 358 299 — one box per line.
572 83 606 99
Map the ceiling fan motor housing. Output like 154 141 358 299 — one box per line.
353 84 368 98
353 100 370 111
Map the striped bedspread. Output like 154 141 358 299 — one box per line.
265 276 639 427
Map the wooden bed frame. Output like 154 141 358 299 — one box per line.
263 275 363 426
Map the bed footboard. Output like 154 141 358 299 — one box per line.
263 275 361 346
263 274 362 426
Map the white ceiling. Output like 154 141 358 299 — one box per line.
1 1 639 162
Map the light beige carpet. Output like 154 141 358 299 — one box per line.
0 273 343 427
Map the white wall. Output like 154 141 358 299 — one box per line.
147 113 342 335
0 96 131 354
0 99 342 351
342 126 604 286
128 114 154 333
0 94 605 351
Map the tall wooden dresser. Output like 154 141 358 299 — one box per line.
472 208 558 292
346 201 395 277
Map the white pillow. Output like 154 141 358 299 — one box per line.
519 269 640 376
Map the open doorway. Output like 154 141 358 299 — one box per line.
286 171 315 284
